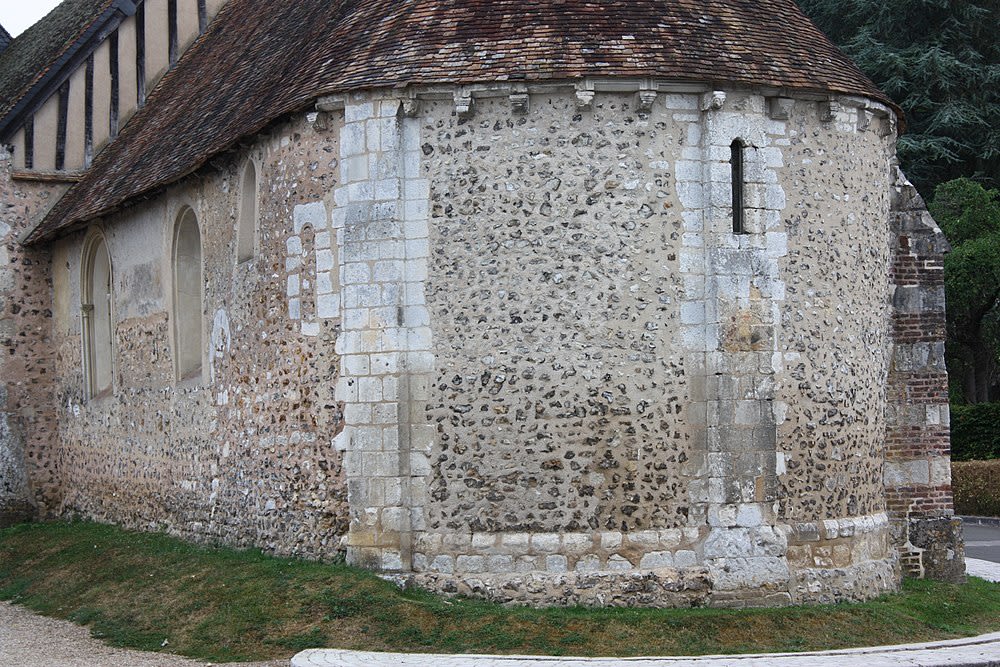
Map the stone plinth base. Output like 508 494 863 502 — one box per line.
404 555 899 608
410 567 713 608
905 516 965 582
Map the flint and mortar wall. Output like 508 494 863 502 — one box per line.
44 113 349 557
0 147 63 526
13 82 962 607
332 86 907 607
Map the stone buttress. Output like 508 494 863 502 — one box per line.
885 169 964 582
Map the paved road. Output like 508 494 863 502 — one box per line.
964 521 1000 564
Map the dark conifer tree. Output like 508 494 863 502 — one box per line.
798 0 1000 196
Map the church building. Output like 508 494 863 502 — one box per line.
0 0 963 607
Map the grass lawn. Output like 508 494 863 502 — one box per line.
1 521 999 663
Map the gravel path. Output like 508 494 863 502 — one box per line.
0 602 288 667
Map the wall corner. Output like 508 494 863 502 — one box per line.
885 167 964 582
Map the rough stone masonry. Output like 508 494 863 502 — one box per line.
0 1 965 609
1 79 965 605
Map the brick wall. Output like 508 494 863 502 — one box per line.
885 168 964 581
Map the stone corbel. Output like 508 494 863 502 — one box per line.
308 111 329 131
701 90 726 112
857 109 873 132
315 94 345 112
401 95 421 118
767 97 794 120
575 80 595 111
636 88 658 114
575 90 595 111
510 86 529 115
880 112 898 138
454 88 474 119
819 99 841 123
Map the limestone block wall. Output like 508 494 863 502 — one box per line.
0 147 64 526
327 93 434 571
44 113 350 558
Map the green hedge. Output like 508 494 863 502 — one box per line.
950 403 1000 461
952 460 1000 517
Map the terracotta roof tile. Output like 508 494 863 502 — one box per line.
28 0 896 242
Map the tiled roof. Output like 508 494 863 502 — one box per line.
0 0 114 126
28 0 897 242
0 24 12 53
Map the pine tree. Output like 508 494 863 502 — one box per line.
798 0 1000 196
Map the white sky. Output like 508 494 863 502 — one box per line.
2 0 64 37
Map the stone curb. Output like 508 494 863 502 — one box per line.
292 635 1000 666
962 516 1000 528
292 559 1000 667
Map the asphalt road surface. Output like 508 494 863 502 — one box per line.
964 521 1000 564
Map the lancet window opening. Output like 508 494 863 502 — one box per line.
81 231 114 399
172 208 204 381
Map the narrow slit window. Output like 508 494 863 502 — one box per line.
731 139 746 234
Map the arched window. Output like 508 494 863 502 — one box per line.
81 231 114 398
173 208 203 381
236 160 257 263
731 139 746 234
